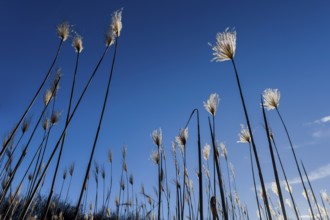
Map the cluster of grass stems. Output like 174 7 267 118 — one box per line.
0 13 329 220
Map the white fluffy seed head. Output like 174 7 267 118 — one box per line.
210 27 236 62
203 93 220 116
57 22 70 41
72 33 83 53
263 88 280 110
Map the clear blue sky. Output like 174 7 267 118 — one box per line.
1 0 330 219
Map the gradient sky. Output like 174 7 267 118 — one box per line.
1 0 330 219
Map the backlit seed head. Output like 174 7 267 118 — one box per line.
204 93 220 116
151 128 162 147
57 22 70 41
72 33 83 53
210 27 236 62
263 88 280 110
111 8 123 37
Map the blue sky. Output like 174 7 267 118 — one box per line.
1 0 330 218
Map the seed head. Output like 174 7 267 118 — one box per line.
220 142 227 160
120 180 125 191
108 149 113 163
271 182 279 197
151 128 162 147
284 182 292 193
285 199 292 208
51 68 62 97
175 128 188 149
94 162 99 174
57 22 70 41
111 8 123 37
106 208 111 218
105 30 115 47
204 93 220 116
50 111 61 125
263 88 280 110
101 166 105 179
129 174 134 185
229 162 235 178
321 190 330 203
21 117 31 133
203 143 211 161
69 162 75 176
302 190 308 200
122 161 127 172
237 124 251 144
122 145 127 159
203 165 210 179
210 27 236 62
42 118 50 130
150 150 160 165
43 89 53 106
28 173 33 181
72 33 83 53
115 195 119 207
63 168 67 180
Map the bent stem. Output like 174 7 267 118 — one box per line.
184 109 203 220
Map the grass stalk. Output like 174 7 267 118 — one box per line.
261 99 287 219
183 108 203 220
248 143 263 220
42 51 81 219
208 117 228 220
271 132 300 219
320 193 330 220
230 59 272 219
275 107 316 219
74 36 119 219
301 161 323 219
